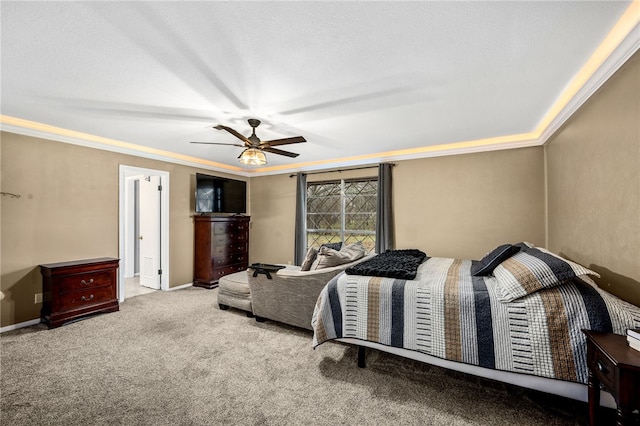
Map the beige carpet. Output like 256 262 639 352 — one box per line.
1 287 610 425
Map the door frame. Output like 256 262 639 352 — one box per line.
123 174 143 279
118 165 170 301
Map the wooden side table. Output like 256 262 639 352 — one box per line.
583 330 640 426
40 258 119 328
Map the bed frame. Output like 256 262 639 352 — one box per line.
338 337 616 409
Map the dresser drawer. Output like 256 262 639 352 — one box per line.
213 221 249 235
58 270 113 294
213 264 247 282
213 222 229 235
213 253 248 268
212 242 247 257
57 285 115 313
212 231 248 246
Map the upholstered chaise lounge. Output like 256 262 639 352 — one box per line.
248 254 373 330
217 241 371 329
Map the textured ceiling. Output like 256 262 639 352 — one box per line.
1 1 637 175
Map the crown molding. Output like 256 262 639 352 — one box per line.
538 12 640 144
2 5 637 179
0 120 253 178
250 137 542 177
1 117 542 178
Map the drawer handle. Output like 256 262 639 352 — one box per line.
81 279 94 286
596 360 608 374
81 294 94 302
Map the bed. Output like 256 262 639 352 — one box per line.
311 244 640 407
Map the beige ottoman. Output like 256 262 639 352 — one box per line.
217 270 253 317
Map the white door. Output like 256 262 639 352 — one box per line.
139 175 161 290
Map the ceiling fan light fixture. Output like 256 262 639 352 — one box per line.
239 148 267 166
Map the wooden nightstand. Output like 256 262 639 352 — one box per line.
582 330 640 426
40 258 120 328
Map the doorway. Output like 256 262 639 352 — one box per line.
118 165 170 302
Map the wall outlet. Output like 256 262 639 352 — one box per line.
34 293 43 304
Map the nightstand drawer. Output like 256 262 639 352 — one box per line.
58 271 113 294
58 286 115 312
589 349 615 389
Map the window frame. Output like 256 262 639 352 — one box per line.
305 177 377 254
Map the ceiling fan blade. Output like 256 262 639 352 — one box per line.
260 136 307 147
214 124 252 146
190 142 245 147
262 147 300 158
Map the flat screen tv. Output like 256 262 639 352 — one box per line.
195 173 247 214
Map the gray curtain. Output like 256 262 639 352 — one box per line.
376 163 393 254
294 173 307 265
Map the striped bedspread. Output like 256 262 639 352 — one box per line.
312 257 640 383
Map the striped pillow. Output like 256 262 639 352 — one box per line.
471 244 521 276
493 246 600 302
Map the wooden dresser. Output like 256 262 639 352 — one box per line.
193 215 250 289
40 258 119 328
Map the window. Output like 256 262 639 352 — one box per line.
306 178 377 254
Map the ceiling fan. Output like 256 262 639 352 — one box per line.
191 118 306 165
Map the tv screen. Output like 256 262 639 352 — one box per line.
195 173 247 214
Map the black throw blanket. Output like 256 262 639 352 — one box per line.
345 249 428 280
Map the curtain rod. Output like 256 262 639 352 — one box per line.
289 163 395 178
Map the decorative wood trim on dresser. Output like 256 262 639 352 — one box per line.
193 215 250 289
40 258 120 328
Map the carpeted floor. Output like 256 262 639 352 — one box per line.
1 287 613 425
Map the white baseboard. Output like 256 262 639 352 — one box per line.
0 318 41 334
3 284 194 333
167 283 193 291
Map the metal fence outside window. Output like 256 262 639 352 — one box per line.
306 178 377 254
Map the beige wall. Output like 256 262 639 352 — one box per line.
249 147 545 264
248 173 297 265
2 52 638 329
0 132 246 327
546 51 640 307
394 147 545 259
